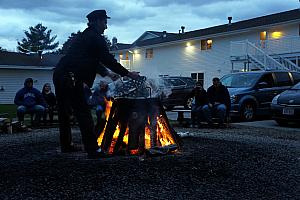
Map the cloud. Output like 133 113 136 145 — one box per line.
0 0 298 51
141 0 230 7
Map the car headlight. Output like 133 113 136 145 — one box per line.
272 94 280 105
230 95 238 103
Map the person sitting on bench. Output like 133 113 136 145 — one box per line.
42 83 57 124
189 81 208 128
202 77 230 127
14 78 46 127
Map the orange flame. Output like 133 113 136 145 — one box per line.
97 100 176 154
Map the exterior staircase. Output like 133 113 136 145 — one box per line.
230 40 300 72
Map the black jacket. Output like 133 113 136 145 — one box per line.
189 88 208 106
207 84 231 108
42 92 56 108
54 26 129 87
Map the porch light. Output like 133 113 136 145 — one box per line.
134 49 139 54
186 42 192 47
207 39 212 45
271 31 282 39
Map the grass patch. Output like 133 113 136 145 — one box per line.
0 104 17 119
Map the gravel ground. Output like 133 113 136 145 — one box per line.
0 125 299 200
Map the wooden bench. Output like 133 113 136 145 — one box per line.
169 109 191 126
0 113 12 133
169 109 230 127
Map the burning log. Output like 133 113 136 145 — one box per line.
97 98 180 155
96 76 181 156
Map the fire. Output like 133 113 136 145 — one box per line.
97 99 177 155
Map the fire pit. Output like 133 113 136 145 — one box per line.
97 77 181 155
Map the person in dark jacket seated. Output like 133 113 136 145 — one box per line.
90 81 109 123
202 77 230 127
88 81 110 137
14 78 46 127
42 83 57 124
189 81 208 128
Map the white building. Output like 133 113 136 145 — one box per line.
0 52 61 104
111 9 300 89
1 8 300 104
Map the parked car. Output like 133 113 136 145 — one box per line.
220 70 300 121
271 82 300 126
157 76 196 110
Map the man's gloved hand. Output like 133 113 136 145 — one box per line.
127 71 140 80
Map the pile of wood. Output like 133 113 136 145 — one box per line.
99 98 181 155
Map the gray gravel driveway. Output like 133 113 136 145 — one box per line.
0 125 299 200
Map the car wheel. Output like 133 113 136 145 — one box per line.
184 97 193 109
240 103 255 121
275 119 288 126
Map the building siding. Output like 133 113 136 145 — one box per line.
0 69 54 104
114 22 300 89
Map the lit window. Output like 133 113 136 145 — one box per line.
146 48 153 59
260 31 267 48
201 39 212 50
260 31 267 40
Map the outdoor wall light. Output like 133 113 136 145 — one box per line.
133 49 139 54
271 31 282 39
186 42 192 47
0 86 4 91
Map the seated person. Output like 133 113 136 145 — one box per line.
202 77 230 127
14 78 46 127
42 83 57 124
84 81 110 136
189 81 208 128
89 81 110 122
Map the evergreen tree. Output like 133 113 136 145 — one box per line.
17 23 59 53
61 31 82 54
61 31 112 54
0 47 7 52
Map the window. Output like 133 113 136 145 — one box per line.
260 31 267 48
274 72 292 87
164 78 185 87
145 48 153 59
292 72 300 84
191 72 204 86
258 73 274 88
200 39 212 50
260 31 267 40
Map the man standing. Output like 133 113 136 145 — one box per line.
14 78 46 127
53 10 139 158
202 77 230 127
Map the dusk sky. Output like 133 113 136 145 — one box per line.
0 0 299 51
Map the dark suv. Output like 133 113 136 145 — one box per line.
220 70 300 121
158 76 196 110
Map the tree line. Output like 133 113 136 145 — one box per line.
0 23 112 54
